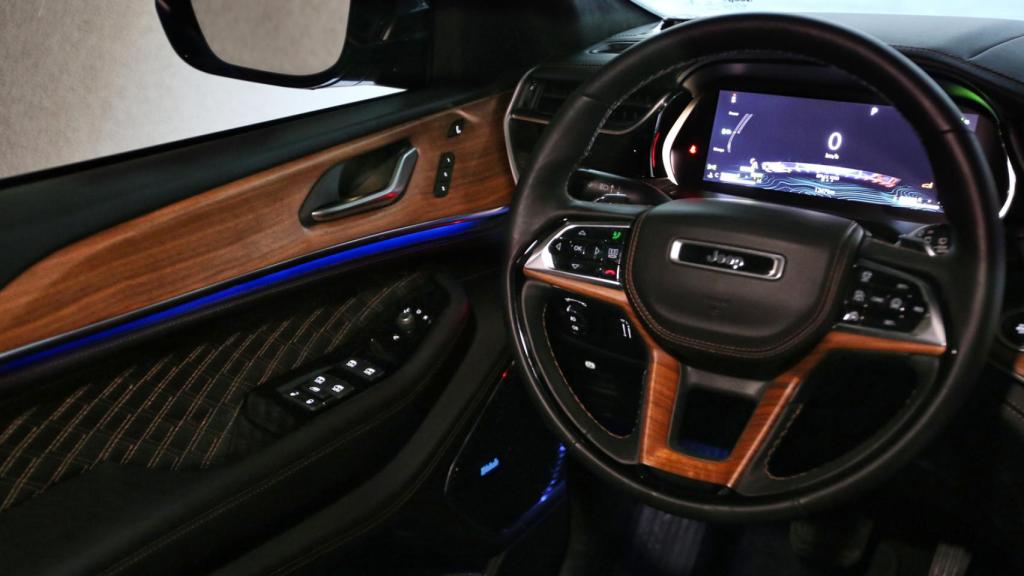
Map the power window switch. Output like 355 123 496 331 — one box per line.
338 357 386 384
285 389 324 412
303 373 346 400
325 378 354 401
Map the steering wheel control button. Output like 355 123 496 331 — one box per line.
567 260 597 275
540 225 631 284
560 298 591 337
841 265 928 332
606 245 623 262
1002 311 1024 350
569 241 590 258
900 223 953 256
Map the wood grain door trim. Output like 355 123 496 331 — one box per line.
523 267 946 486
0 94 514 357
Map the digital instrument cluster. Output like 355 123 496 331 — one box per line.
701 90 978 213
657 72 1010 221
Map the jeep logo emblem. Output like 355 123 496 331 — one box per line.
705 249 745 270
670 240 785 280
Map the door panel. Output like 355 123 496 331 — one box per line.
0 262 491 575
0 74 518 574
0 271 433 512
0 88 478 289
0 94 513 360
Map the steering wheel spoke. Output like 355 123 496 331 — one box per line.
727 330 944 496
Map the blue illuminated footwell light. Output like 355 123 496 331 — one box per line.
479 457 500 477
678 439 731 461
0 215 498 375
537 443 568 504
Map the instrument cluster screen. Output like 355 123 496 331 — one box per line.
702 90 978 212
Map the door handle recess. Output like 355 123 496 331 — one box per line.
305 147 419 223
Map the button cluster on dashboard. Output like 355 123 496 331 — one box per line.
548 226 629 282
840 265 928 332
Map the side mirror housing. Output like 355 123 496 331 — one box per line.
156 0 430 88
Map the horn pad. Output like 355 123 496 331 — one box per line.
623 198 863 366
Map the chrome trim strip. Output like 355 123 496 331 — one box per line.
504 66 541 184
661 98 698 186
1000 156 1016 219
669 239 785 281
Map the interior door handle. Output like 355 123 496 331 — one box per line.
309 147 419 223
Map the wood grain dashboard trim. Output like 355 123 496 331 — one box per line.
522 267 946 486
0 94 514 357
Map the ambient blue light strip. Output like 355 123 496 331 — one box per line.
0 215 497 375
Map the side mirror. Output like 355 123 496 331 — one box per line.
156 0 430 88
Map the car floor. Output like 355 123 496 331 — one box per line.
554 465 990 576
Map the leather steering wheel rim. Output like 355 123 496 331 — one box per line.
504 13 1004 521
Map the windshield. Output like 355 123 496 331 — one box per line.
635 0 1024 21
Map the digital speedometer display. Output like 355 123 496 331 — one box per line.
702 90 978 212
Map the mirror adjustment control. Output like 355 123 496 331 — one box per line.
396 309 417 333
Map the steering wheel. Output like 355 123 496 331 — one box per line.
504 13 1005 521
